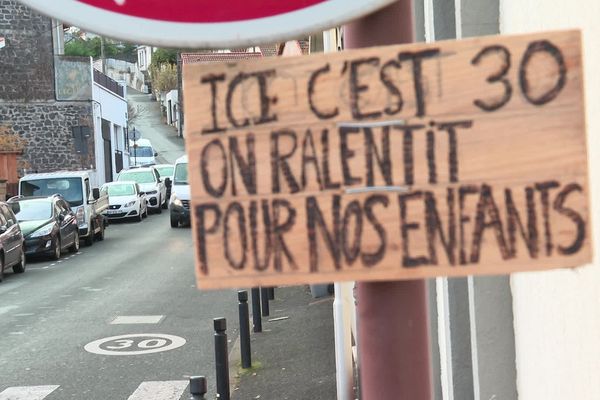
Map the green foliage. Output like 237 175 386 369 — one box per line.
150 48 178 67
65 37 136 62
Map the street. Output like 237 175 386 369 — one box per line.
0 107 241 398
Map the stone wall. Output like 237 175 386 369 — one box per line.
0 0 55 101
0 1 96 175
0 103 95 174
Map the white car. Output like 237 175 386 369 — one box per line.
129 138 157 167
101 181 148 222
116 167 167 213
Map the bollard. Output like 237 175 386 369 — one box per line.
268 287 275 300
251 288 262 333
213 318 230 400
238 290 252 369
260 287 270 317
189 376 207 399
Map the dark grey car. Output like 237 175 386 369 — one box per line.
0 201 26 281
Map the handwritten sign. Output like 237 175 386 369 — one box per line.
183 30 590 289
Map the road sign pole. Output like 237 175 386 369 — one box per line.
344 2 433 399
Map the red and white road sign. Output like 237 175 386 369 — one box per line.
19 0 396 48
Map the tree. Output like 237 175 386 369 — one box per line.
150 48 178 67
65 37 136 62
151 64 178 93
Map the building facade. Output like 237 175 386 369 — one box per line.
0 0 127 188
0 0 94 176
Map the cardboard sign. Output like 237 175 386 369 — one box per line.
183 30 591 289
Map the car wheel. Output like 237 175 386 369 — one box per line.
12 247 26 274
170 213 179 228
95 220 105 241
69 231 80 253
52 237 61 260
84 220 94 246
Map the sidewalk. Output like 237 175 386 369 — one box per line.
231 286 337 400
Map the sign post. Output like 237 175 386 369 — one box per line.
344 3 431 398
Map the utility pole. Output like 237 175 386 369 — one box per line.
344 2 433 399
100 36 106 74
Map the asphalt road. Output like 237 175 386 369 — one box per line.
0 96 241 398
0 212 240 399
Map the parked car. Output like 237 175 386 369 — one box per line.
153 164 174 201
0 201 26 281
19 171 108 246
129 138 157 167
116 166 167 213
9 195 80 260
101 181 148 222
169 155 190 228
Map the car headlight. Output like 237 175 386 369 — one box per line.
170 193 182 207
30 224 54 238
124 201 136 208
76 207 86 226
146 190 158 195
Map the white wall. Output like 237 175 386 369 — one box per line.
92 82 128 184
500 1 600 399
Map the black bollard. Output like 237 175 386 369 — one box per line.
238 290 252 369
268 287 275 300
260 287 270 317
189 376 207 398
214 318 230 400
251 288 262 333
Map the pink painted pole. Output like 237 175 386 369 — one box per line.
344 2 433 399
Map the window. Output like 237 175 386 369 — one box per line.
105 184 136 196
155 166 174 178
117 171 155 184
132 146 154 157
11 200 52 222
21 178 84 207
173 163 188 185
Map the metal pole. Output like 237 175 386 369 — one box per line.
238 290 252 369
213 317 230 400
251 287 262 333
260 287 270 317
189 376 207 399
344 2 433 400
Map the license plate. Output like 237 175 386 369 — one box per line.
107 210 120 215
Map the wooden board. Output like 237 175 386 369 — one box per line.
183 30 591 289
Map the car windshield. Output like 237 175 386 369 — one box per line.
118 171 155 184
132 146 154 157
173 163 188 185
155 166 173 178
11 200 53 221
20 178 84 207
106 184 136 196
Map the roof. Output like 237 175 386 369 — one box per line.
175 155 188 164
181 52 263 65
20 171 91 180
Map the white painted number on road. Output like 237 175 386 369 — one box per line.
84 334 185 355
